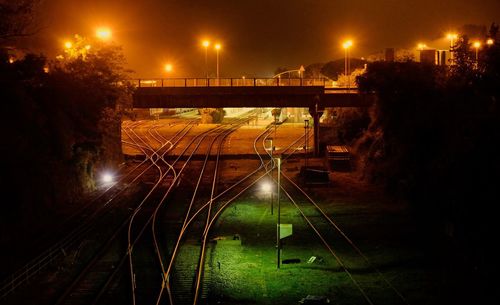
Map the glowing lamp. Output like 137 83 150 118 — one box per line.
102 172 114 184
342 40 353 49
96 27 112 40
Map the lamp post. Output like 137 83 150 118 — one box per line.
342 40 353 90
275 156 281 269
266 137 274 215
473 41 481 68
164 64 173 86
215 43 221 81
274 113 278 154
447 33 458 64
202 40 210 78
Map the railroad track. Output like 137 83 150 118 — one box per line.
2 112 405 305
47 114 258 305
0 118 194 304
254 123 409 305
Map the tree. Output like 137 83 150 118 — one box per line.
355 40 500 302
273 67 289 76
199 108 225 123
0 0 40 45
1 32 133 242
450 35 476 76
320 58 366 80
304 63 324 78
49 35 133 168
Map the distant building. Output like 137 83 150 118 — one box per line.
367 47 451 65
419 49 436 64
366 48 415 62
437 50 449 65
418 49 451 65
385 48 395 62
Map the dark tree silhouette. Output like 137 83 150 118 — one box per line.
355 27 500 304
0 0 40 44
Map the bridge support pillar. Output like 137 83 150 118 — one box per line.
309 105 324 156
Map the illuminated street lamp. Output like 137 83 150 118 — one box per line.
473 41 481 66
102 173 113 183
164 63 173 73
342 40 353 90
417 43 427 50
64 41 73 49
100 171 115 187
96 27 112 41
447 33 458 64
215 43 221 80
487 38 494 46
202 40 210 78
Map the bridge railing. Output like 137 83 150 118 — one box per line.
132 78 356 89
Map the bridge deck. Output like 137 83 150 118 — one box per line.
132 78 372 108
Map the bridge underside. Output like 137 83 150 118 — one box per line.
133 87 373 108
132 86 373 156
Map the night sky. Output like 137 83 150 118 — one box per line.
31 0 500 77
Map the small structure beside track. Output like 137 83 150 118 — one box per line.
326 145 351 171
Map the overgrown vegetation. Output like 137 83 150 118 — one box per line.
0 3 132 246
200 108 226 123
351 24 500 304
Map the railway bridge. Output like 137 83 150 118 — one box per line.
132 78 374 155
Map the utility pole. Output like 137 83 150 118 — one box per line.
270 138 274 215
276 157 281 269
304 119 309 169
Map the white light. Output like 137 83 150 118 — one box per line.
262 182 271 192
102 173 114 184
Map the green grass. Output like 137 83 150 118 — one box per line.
204 189 445 305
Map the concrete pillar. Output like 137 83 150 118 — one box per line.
309 105 324 156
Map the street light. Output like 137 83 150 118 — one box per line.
215 43 221 81
487 38 494 46
473 41 481 67
96 27 112 41
417 43 427 50
100 171 115 187
447 33 458 64
202 40 210 78
164 63 173 73
342 40 353 90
